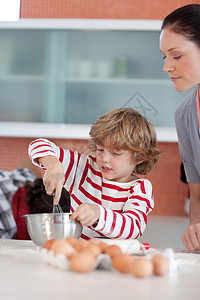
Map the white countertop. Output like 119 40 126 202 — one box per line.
0 239 199 300
0 18 162 30
0 122 178 142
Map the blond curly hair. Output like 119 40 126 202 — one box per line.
89 108 161 175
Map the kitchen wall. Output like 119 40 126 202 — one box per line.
0 0 192 216
20 0 197 19
0 137 188 217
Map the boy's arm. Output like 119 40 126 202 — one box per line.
28 139 64 204
93 180 153 239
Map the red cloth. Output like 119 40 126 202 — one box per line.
12 186 30 240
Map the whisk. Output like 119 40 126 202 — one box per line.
52 193 63 213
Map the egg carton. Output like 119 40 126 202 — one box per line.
39 247 179 273
40 247 116 271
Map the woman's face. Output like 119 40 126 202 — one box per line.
160 28 200 91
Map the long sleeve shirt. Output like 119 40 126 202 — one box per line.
175 87 200 183
29 138 154 240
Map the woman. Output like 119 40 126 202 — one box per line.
160 4 200 251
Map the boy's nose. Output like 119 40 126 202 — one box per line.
102 151 110 163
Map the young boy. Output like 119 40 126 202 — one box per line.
28 108 161 240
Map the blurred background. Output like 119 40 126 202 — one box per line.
0 0 196 247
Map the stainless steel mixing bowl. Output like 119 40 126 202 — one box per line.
23 213 82 247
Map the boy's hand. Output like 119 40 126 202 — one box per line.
39 156 65 205
43 171 64 204
70 204 100 227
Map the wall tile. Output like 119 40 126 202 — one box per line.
0 137 188 216
20 0 197 19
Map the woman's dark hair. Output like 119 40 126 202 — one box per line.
161 4 200 49
25 178 71 213
180 162 187 184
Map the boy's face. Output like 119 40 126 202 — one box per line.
96 145 138 183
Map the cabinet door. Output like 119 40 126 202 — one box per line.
0 28 189 127
0 30 45 122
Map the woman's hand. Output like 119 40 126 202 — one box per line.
183 183 200 250
181 223 200 251
39 156 65 204
70 204 100 227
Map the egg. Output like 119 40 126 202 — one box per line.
98 241 109 253
112 253 135 273
65 236 77 247
131 257 153 278
70 252 96 273
82 243 102 258
88 238 101 245
74 239 88 252
43 239 55 250
151 254 169 276
105 245 122 258
50 239 76 259
89 238 113 254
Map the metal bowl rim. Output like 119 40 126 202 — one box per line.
23 212 72 218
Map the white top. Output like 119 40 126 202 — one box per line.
0 239 199 300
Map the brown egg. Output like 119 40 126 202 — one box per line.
50 239 76 259
105 245 122 258
88 238 101 245
65 236 77 247
43 239 55 250
131 257 153 278
99 241 109 253
151 254 169 276
82 244 102 258
74 239 88 252
112 254 135 273
70 252 96 273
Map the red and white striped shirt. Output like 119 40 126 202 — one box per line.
29 139 154 240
